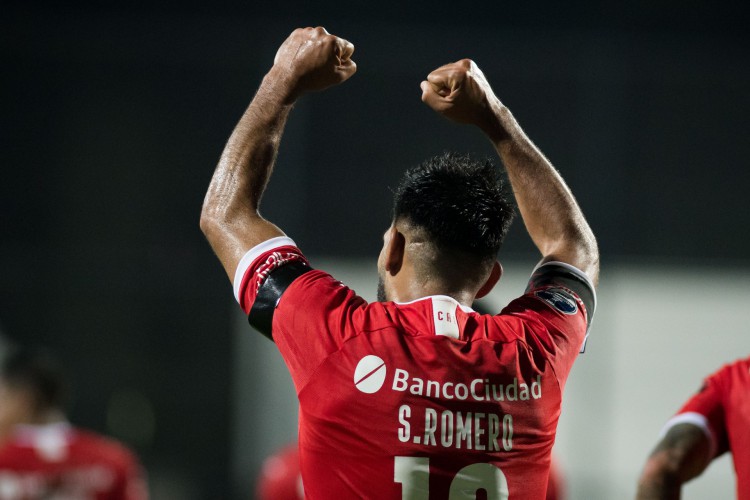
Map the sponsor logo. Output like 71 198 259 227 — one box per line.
393 369 542 402
353 355 387 394
534 288 578 315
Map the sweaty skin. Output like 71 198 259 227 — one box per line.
201 28 598 308
420 59 598 284
200 27 356 282
200 27 600 499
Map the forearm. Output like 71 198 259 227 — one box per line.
636 424 712 500
484 103 598 282
636 470 683 500
201 28 356 282
200 69 294 278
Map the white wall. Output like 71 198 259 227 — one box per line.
232 258 749 498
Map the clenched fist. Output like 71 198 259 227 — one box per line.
420 59 501 129
272 27 356 100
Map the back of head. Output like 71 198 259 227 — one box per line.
1 347 67 416
393 152 515 277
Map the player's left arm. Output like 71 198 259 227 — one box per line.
421 59 598 351
636 423 713 500
200 27 356 283
420 59 599 286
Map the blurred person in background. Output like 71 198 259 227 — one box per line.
545 458 565 500
201 27 598 498
636 355 750 499
0 347 148 499
256 443 302 500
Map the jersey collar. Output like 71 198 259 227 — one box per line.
394 294 475 313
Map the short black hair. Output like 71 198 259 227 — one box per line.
1 348 67 412
393 152 515 261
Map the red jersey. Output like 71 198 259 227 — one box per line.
664 356 750 500
256 442 564 500
0 423 147 500
236 237 595 499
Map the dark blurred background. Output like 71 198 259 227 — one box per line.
1 1 749 498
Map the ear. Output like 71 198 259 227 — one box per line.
475 260 502 299
384 226 405 275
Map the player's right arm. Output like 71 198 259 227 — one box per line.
637 367 729 500
200 27 356 285
420 60 599 285
636 423 713 500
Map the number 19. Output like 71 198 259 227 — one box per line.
394 456 509 499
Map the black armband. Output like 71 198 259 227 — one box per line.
527 262 596 328
247 261 313 340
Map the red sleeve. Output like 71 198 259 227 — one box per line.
94 437 148 500
272 270 367 393
234 237 366 392
499 261 594 386
235 237 312 315
123 454 149 500
667 370 729 458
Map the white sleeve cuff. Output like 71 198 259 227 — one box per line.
233 236 298 303
660 411 717 458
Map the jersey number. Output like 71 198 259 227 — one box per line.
394 456 509 499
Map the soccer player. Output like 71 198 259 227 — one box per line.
636 355 750 499
0 348 148 499
201 27 599 498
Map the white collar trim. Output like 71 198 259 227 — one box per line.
394 295 475 313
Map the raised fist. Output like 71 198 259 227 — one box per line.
273 27 356 99
420 59 499 127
